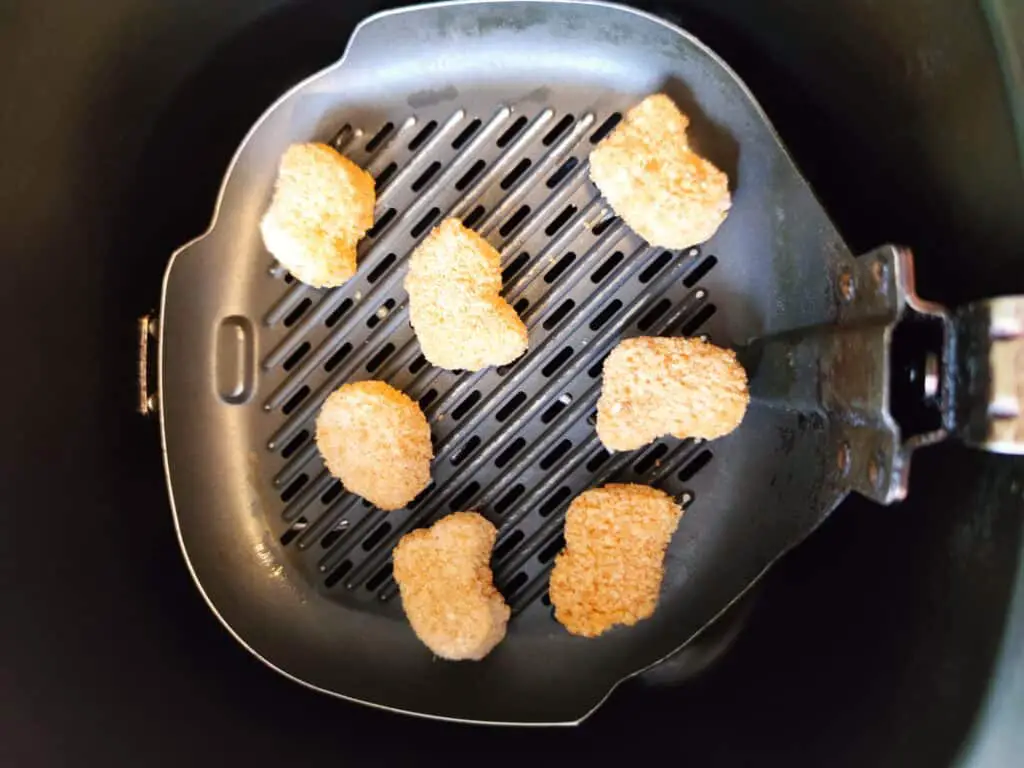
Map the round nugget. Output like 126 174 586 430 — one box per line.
589 94 731 249
405 218 529 371
260 142 375 287
393 512 510 660
315 380 431 510
549 484 683 637
596 336 749 451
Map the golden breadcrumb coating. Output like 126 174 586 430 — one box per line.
393 512 510 660
404 218 528 371
549 484 683 637
260 142 375 287
596 336 749 451
315 380 432 510
589 94 730 249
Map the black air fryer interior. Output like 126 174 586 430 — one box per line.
2 0 1021 765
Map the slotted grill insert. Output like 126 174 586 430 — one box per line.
158 0 885 723
260 102 719 617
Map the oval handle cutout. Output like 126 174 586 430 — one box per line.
216 316 255 404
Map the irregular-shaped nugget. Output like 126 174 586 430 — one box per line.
405 218 528 371
596 336 748 451
315 380 431 510
549 484 683 637
589 94 730 249
260 142 375 287
393 512 510 660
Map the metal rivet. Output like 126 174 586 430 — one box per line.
837 270 856 302
868 452 885 489
837 442 851 476
871 258 888 287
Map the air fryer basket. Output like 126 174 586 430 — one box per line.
144 0 1024 724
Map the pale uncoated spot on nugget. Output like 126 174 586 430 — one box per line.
315 381 431 511
260 142 375 288
589 94 730 249
404 218 528 371
393 512 510 660
549 484 683 638
596 336 749 452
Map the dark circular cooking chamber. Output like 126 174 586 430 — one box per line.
1 0 1021 764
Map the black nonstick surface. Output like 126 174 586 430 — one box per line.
1 0 1022 765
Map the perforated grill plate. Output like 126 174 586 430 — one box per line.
267 102 720 611
159 1 855 724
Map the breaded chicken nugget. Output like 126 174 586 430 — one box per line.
549 484 683 637
392 512 510 660
260 142 375 287
404 218 528 371
589 94 730 249
315 380 431 510
596 336 748 451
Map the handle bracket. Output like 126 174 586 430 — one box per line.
747 245 1023 506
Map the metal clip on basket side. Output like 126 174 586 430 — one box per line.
138 314 159 416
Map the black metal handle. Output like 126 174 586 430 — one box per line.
827 247 1024 504
753 245 1023 507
